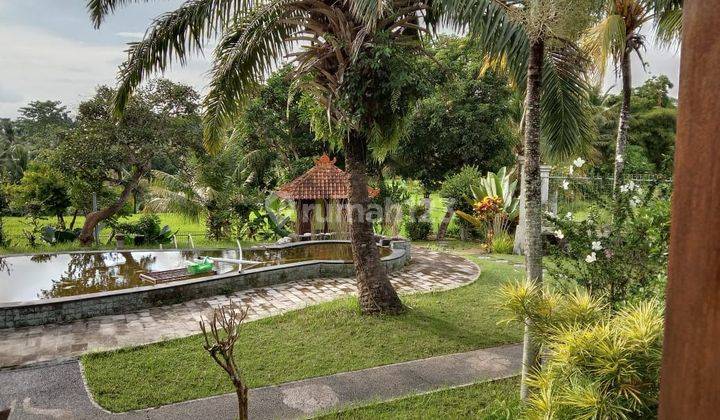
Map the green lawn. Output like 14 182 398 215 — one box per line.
81 255 523 412
0 213 260 254
317 378 521 419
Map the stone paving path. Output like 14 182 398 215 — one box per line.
0 248 479 368
0 343 522 420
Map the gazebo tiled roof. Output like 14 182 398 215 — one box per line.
276 154 379 200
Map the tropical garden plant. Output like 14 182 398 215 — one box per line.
546 177 671 307
499 281 663 419
455 167 519 247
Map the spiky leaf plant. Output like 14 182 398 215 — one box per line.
499 281 663 419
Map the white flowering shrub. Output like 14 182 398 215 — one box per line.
546 179 670 307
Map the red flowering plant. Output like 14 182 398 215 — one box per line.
454 168 519 251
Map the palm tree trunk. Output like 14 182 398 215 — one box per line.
344 131 404 315
520 37 545 401
613 47 632 192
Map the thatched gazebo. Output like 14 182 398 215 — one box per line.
276 154 379 235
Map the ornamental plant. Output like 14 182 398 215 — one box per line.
499 281 663 419
546 177 670 307
455 167 519 247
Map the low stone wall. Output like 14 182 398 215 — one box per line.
0 240 409 329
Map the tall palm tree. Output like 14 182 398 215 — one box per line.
582 0 682 191
86 0 429 314
429 0 596 399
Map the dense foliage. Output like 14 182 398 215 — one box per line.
388 37 515 190
547 178 671 306
591 76 677 177
405 205 433 241
500 283 663 419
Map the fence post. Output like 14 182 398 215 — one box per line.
540 165 552 210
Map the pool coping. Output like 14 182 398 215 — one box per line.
0 240 410 328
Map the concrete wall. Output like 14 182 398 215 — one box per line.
0 241 409 329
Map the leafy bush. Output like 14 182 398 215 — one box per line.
405 205 432 241
372 179 410 236
116 214 174 245
491 232 514 254
439 166 484 240
40 226 79 244
452 167 518 247
546 180 670 306
471 167 519 219
499 282 663 419
439 165 483 214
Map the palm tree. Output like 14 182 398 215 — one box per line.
430 0 596 399
86 0 429 314
582 0 682 191
145 170 218 222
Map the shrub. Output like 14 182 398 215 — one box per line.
546 180 670 306
405 205 432 241
439 165 483 214
499 282 663 419
491 232 514 254
116 214 174 245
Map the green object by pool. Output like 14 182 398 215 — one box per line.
186 258 214 275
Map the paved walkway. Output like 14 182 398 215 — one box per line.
0 248 479 368
0 343 522 419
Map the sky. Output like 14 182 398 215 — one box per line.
0 0 682 119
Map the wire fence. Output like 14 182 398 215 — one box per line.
547 174 672 219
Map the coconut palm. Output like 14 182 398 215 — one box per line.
86 0 432 314
145 170 217 223
413 0 596 399
581 0 682 191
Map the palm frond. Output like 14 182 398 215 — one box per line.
202 0 302 152
541 45 595 161
87 0 157 28
581 13 626 79
145 188 206 221
442 0 529 88
111 0 247 117
654 0 682 47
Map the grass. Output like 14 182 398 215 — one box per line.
317 377 521 419
0 213 260 255
81 255 524 412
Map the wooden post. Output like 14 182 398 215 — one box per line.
659 2 720 417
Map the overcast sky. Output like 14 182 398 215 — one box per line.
0 0 681 119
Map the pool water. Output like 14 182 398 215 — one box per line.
0 243 389 303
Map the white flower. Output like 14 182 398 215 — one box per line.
555 230 565 239
562 180 570 190
619 181 636 194
568 165 574 175
591 241 603 251
565 212 573 220
585 252 597 263
630 196 642 207
573 157 586 168
616 154 624 163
